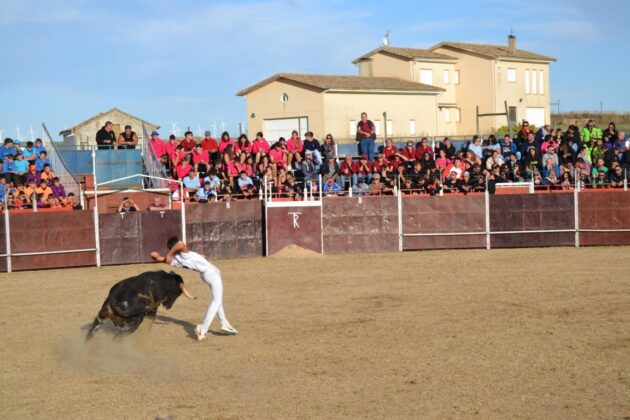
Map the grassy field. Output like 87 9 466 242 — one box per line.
1 247 629 418
552 112 630 131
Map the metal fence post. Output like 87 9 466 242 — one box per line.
180 180 186 244
574 186 580 248
397 184 403 252
92 150 101 267
4 206 11 273
485 187 491 250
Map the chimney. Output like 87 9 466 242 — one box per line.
508 33 516 53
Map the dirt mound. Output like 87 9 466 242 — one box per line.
271 244 322 258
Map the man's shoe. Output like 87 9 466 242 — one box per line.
194 324 207 341
220 325 239 335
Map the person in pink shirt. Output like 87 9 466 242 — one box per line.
269 140 288 170
434 149 452 172
225 159 239 188
234 153 254 178
252 131 270 162
540 135 558 153
192 144 211 176
286 130 303 169
234 134 253 157
218 131 234 154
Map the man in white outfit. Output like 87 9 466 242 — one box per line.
151 236 238 341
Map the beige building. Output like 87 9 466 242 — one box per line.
238 35 555 141
59 107 159 148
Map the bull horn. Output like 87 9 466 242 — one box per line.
180 284 197 300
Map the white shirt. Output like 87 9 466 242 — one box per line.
171 251 213 273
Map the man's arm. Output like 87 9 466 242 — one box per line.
150 241 189 264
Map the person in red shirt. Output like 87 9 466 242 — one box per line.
180 131 197 153
401 141 416 163
382 138 399 161
286 130 303 169
415 137 434 160
192 144 211 176
442 156 466 180
252 132 270 162
353 154 373 185
339 154 355 189
218 131 234 154
356 112 376 162
165 135 180 161
200 131 219 161
175 156 193 180
149 131 166 159
235 134 253 158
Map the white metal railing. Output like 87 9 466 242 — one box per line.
41 123 83 199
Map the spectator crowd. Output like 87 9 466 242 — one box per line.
146 116 629 201
0 138 81 210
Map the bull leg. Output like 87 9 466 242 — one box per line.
113 315 145 339
86 303 112 340
146 310 157 332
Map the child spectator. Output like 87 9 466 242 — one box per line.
33 138 46 155
192 144 211 176
195 181 216 203
35 151 51 172
237 171 255 198
50 177 66 199
269 140 288 170
36 179 53 201
434 149 452 172
322 176 341 195
11 153 28 185
3 154 20 185
353 178 369 196
21 141 38 165
202 169 222 192
40 164 56 183
174 156 193 180
183 168 201 198
0 138 17 161
0 177 6 203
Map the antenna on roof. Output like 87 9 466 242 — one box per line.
382 30 391 46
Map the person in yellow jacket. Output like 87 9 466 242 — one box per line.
581 119 602 148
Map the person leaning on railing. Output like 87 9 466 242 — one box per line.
95 121 116 150
117 125 139 150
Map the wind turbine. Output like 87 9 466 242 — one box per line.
382 29 391 46
29 125 35 142
220 118 227 134
16 126 22 144
210 120 217 138
170 121 180 137
0 129 4 141
196 124 203 137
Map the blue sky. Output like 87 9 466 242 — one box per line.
1 0 628 140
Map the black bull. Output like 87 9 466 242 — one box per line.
86 270 195 339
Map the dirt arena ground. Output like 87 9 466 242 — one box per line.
1 247 629 419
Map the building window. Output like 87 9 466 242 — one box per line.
453 70 460 84
531 69 537 94
454 109 461 122
538 70 544 95
420 69 433 85
373 120 381 136
525 69 530 94
409 120 416 135
386 119 393 136
443 69 449 84
444 109 451 123
349 120 357 136
507 68 517 83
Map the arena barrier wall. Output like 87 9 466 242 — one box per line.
578 190 630 246
4 211 96 271
489 192 576 248
186 200 263 259
322 196 399 254
402 194 486 250
4 190 630 272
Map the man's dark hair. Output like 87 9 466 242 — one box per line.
43 163 50 169
185 131 193 136
166 236 179 250
26 141 34 147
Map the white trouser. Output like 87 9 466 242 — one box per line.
199 265 229 334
